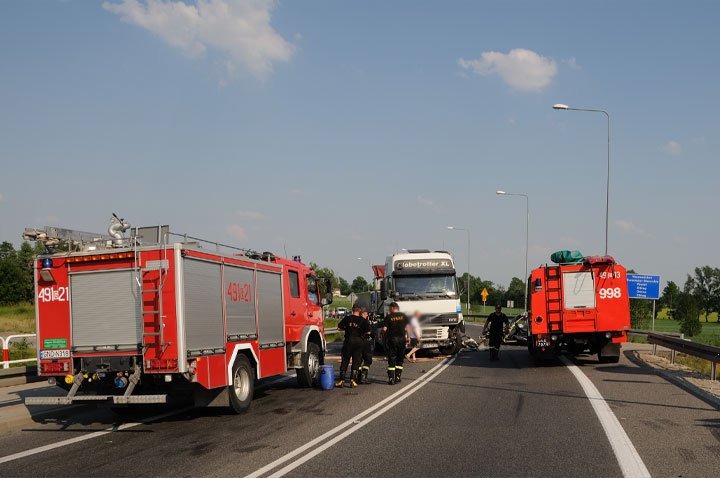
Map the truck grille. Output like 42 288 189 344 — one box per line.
421 328 449 340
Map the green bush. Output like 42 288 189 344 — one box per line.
673 293 702 337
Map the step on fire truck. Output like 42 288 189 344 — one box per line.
23 216 331 413
528 254 630 363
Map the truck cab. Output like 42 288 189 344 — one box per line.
371 250 464 355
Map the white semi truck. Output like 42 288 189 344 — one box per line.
355 250 464 355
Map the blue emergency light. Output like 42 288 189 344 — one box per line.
293 255 301 262
41 258 53 269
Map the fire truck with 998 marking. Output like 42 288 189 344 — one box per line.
528 253 630 363
23 216 331 413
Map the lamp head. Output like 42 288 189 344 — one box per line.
553 104 569 110
496 190 506 195
446 226 455 230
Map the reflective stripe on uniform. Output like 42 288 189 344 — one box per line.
395 366 403 370
387 367 395 371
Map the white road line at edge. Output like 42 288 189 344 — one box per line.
560 356 651 478
246 357 456 478
0 407 193 465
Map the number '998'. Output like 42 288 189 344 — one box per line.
598 287 622 299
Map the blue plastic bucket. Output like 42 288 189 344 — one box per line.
320 365 334 390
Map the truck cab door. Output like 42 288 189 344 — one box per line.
305 274 323 323
284 267 304 326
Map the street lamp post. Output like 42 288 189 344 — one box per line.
496 191 529 313
447 226 471 315
553 103 611 256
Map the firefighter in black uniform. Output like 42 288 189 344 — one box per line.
335 304 370 388
380 302 410 385
358 308 373 384
482 304 509 360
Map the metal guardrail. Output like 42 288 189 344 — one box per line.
1 334 37 369
629 329 720 381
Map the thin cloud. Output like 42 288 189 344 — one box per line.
660 140 682 155
416 195 442 213
0 192 4 202
236 210 264 220
102 0 294 81
226 224 248 241
457 48 557 92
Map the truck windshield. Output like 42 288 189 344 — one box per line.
394 275 457 298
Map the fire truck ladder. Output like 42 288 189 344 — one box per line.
544 266 563 333
135 240 171 354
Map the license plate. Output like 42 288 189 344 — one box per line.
40 349 70 359
421 342 435 349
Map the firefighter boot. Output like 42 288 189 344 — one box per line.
350 370 359 388
395 366 403 384
387 368 395 385
360 367 370 385
335 371 345 388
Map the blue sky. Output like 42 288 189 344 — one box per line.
1 1 718 288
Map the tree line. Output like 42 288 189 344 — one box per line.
0 241 45 305
630 265 720 336
1 241 717 338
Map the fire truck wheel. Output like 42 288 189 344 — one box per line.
229 355 254 413
296 342 321 388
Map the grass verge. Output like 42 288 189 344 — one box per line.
0 303 35 333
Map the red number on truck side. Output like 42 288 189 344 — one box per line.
227 282 252 302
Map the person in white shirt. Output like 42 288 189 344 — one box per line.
405 310 422 363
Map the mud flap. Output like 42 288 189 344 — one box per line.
193 386 229 408
599 342 620 360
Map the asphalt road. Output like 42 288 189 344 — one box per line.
0 323 718 477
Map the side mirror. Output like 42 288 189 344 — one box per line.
380 278 388 300
321 297 330 306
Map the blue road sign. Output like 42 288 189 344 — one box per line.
626 274 661 299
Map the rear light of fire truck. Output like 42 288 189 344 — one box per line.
145 359 177 370
40 360 70 374
66 253 134 263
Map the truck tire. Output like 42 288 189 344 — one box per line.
229 355 254 413
296 342 321 388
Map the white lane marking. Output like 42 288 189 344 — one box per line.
244 358 451 478
268 357 455 478
560 356 651 478
0 407 193 465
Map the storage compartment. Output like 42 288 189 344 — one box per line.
183 258 224 353
256 270 284 348
562 271 595 310
225 264 257 340
70 270 142 350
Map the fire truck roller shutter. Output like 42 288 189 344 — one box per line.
256 270 284 348
70 270 142 349
562 271 596 310
225 264 257 339
183 258 225 353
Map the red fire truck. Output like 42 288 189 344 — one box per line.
24 220 331 412
528 255 630 363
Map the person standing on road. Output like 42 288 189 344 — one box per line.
405 310 422 363
482 304 509 360
335 304 370 388
380 302 410 385
358 308 374 384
